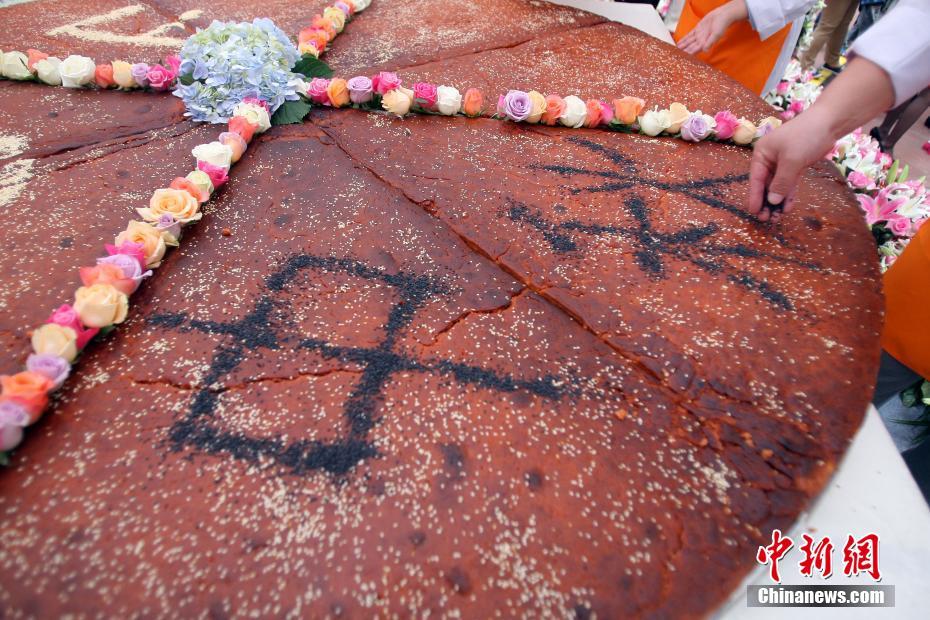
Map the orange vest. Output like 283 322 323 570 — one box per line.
882 222 930 380
674 0 793 95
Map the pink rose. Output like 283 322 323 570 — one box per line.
713 110 739 140
412 82 438 109
787 100 805 115
599 100 614 125
197 161 229 189
847 170 873 190
776 81 789 95
46 304 99 350
242 97 270 113
371 71 401 95
307 77 331 105
164 55 181 74
888 216 913 237
146 64 175 91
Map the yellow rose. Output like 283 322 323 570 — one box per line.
74 283 129 328
115 221 171 268
666 102 690 134
323 7 346 32
185 170 214 198
111 61 136 89
31 324 78 362
382 87 414 117
526 91 547 124
732 118 758 145
137 188 201 224
298 42 321 58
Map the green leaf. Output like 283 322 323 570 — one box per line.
0 451 9 467
271 99 313 126
902 386 918 408
887 160 899 183
178 72 195 86
292 55 333 79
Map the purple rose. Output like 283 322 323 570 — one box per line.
347 76 373 104
502 90 532 122
0 400 30 427
335 1 351 15
97 253 148 280
681 113 712 142
0 423 23 452
26 354 71 391
130 63 151 88
155 213 182 240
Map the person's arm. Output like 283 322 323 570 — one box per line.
748 0 930 221
677 0 813 54
748 58 894 221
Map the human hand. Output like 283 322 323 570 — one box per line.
677 0 748 55
748 111 838 222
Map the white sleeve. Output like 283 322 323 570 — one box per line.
849 0 930 107
745 0 817 40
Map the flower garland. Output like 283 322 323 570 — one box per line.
0 100 272 459
0 48 181 91
286 71 786 148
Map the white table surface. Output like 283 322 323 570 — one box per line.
716 406 930 619
546 0 675 43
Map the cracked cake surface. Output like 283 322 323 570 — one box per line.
0 0 882 618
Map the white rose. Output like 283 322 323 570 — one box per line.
35 57 63 85
559 95 587 129
355 0 372 9
192 141 234 169
638 109 671 137
59 55 96 88
1 51 32 80
293 78 310 98
232 102 271 133
435 86 462 116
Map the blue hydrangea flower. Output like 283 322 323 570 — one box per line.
174 19 301 123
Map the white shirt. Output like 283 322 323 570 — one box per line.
744 0 816 95
745 0 816 40
849 0 930 107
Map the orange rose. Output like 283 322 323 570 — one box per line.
584 99 602 128
26 49 48 71
79 263 140 296
1 371 53 423
541 95 565 126
311 16 336 40
326 78 350 107
228 116 258 143
613 96 645 125
169 177 210 203
95 63 115 88
462 88 484 117
298 28 329 53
